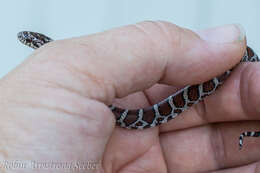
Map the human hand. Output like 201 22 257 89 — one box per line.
0 21 259 173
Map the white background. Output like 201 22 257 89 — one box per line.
0 0 259 77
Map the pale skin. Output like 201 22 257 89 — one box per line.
0 21 260 173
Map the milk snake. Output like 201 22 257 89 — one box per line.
17 31 260 149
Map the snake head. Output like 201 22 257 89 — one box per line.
17 31 53 49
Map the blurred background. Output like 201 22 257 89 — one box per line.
0 0 259 78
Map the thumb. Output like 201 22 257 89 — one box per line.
72 22 246 101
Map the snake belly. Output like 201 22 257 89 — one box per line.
17 31 259 131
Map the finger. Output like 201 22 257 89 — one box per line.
160 121 260 173
155 63 260 132
205 63 260 122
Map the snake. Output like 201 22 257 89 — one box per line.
17 31 260 149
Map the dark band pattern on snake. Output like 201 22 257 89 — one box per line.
17 31 260 149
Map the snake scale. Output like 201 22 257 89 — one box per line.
17 31 260 149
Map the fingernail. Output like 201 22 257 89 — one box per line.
197 24 245 43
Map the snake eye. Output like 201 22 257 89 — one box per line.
23 32 29 38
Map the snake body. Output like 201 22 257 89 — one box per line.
17 31 260 148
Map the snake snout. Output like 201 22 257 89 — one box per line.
17 32 24 42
